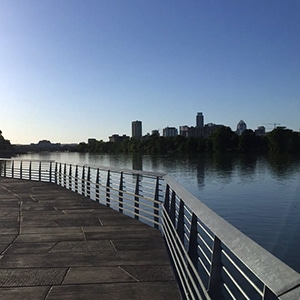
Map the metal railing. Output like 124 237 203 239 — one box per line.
1 158 300 300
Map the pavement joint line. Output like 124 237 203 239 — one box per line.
47 241 60 254
61 267 71 285
118 266 140 282
0 237 17 256
109 240 118 252
30 195 39 203
81 226 87 241
45 286 53 300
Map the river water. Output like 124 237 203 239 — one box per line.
16 152 300 273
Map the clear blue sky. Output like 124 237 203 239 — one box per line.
1 0 299 144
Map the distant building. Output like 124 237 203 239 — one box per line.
236 120 247 136
88 138 97 144
255 126 266 136
196 112 204 128
163 127 178 137
109 134 130 143
203 123 223 137
188 126 203 137
179 126 189 137
180 123 222 138
132 120 142 139
151 130 160 137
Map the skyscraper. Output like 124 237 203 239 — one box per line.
236 120 247 135
163 126 178 137
132 120 142 139
196 112 204 128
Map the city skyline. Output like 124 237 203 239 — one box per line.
1 1 299 144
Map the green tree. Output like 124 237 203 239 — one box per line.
287 132 300 153
212 126 238 152
0 130 12 152
239 129 263 152
267 128 296 153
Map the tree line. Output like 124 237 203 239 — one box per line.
78 127 300 155
2 127 299 156
0 130 12 156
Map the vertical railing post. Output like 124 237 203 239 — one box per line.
58 163 62 185
177 199 185 242
188 213 200 296
170 190 176 225
39 161 42 181
95 168 100 202
208 236 222 300
63 163 67 187
54 162 58 184
49 162 52 183
106 170 110 207
68 165 72 189
4 160 7 177
134 174 140 220
164 184 170 213
119 172 124 213
29 161 32 181
188 213 199 268
20 160 23 179
154 176 160 229
74 165 78 193
11 160 14 178
81 166 85 196
87 166 91 198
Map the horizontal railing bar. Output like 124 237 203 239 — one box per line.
53 161 166 178
223 266 251 300
222 249 264 297
198 234 213 256
107 197 159 219
223 283 235 299
198 255 210 276
198 222 214 242
58 175 162 205
198 243 211 266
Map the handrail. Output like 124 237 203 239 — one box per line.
1 158 299 300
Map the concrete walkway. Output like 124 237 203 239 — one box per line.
0 178 181 300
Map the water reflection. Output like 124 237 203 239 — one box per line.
132 153 143 170
267 153 300 179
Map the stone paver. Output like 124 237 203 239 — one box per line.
0 178 181 300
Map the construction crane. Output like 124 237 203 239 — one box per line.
263 123 281 129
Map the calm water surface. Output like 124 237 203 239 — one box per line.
17 152 300 273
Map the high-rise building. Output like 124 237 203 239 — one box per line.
163 126 178 137
236 120 247 135
196 112 204 128
179 126 189 137
132 120 142 139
